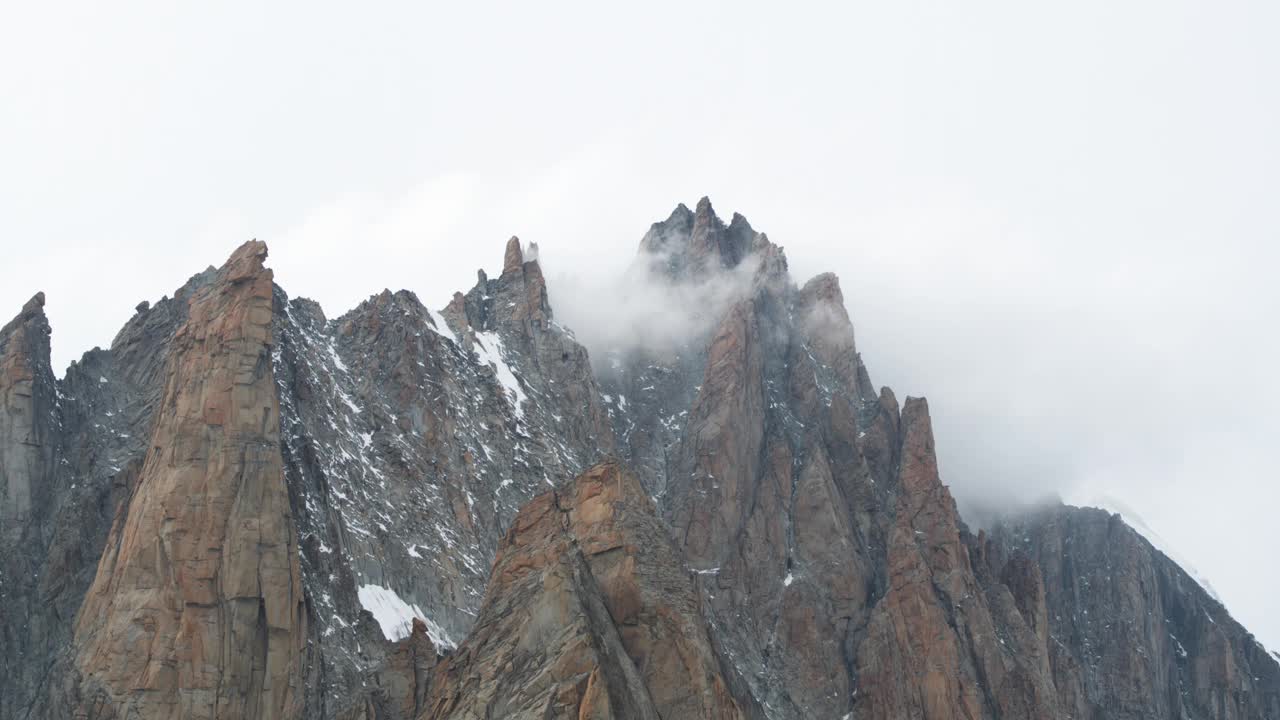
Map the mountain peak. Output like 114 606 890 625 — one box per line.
637 197 762 280
503 235 524 274
223 238 270 285
3 292 48 335
800 272 844 307
22 291 45 316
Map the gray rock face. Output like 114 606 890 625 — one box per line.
984 506 1280 719
269 240 617 718
0 201 1276 720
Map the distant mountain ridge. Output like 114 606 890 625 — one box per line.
1 199 1276 719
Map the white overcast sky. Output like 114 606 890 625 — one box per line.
2 2 1277 650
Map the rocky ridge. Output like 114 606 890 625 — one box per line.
0 199 1275 720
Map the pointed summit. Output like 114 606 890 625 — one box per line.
3 292 48 336
688 196 725 271
22 291 45 317
799 272 845 308
638 197 763 279
639 203 697 262
2 292 52 362
72 233 301 719
223 239 270 285
503 236 524 275
0 289 55 526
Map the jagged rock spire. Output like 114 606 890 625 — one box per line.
502 235 524 275
72 239 305 719
21 291 45 317
0 290 54 527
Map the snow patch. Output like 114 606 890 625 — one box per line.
427 309 458 344
337 388 362 414
327 340 349 373
356 584 456 649
472 331 527 420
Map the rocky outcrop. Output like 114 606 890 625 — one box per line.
72 241 306 719
425 461 743 720
380 620 438 720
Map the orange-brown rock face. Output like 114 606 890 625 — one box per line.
854 398 1058 719
72 241 305 719
670 298 765 567
425 462 743 720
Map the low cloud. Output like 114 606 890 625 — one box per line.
544 244 762 368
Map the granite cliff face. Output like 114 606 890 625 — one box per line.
71 241 305 719
1 200 1276 720
425 461 744 720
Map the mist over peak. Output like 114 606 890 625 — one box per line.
546 199 791 373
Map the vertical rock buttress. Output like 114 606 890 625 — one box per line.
72 241 305 720
0 292 55 531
